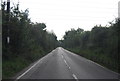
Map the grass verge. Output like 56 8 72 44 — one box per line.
67 48 119 73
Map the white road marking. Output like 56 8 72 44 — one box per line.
64 59 67 65
86 59 120 75
16 52 52 80
68 66 71 69
72 74 78 80
64 59 71 70
62 48 120 75
16 60 41 80
62 55 63 58
64 59 68 67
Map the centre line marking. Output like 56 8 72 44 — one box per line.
72 74 78 80
64 59 71 69
61 55 64 59
64 59 67 65
68 67 71 69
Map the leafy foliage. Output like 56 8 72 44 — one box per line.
2 2 58 78
61 19 120 73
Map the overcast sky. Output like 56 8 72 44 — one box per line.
4 0 120 40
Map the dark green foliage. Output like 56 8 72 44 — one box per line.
61 20 119 73
2 2 58 78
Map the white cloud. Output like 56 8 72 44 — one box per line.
9 0 120 40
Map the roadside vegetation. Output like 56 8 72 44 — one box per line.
2 1 120 79
2 2 58 78
60 19 120 73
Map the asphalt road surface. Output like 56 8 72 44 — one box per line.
16 47 119 80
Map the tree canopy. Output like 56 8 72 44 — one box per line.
60 19 120 73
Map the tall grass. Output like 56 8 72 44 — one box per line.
2 48 50 79
68 48 119 73
2 57 30 78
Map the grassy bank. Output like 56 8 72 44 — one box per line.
2 2 59 79
67 48 119 73
2 49 50 79
3 57 30 78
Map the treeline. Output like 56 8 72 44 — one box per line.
2 3 58 78
60 19 120 73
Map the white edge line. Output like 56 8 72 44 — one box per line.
16 59 41 79
63 48 120 75
16 53 50 80
87 59 120 75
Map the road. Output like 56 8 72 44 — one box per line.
16 47 119 80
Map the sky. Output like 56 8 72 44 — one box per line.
3 0 120 40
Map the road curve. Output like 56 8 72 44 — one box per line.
15 47 119 79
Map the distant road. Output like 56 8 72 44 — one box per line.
16 47 119 80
